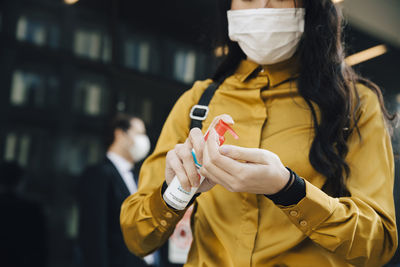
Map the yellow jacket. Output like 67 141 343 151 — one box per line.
120 58 397 266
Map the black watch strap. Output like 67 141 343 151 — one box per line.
265 169 306 206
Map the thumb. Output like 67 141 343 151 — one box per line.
219 145 268 164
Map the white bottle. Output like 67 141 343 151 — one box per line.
163 150 204 210
163 119 239 210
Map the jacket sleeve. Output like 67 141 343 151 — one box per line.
78 167 109 267
120 80 212 257
280 85 398 266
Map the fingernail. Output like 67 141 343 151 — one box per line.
197 175 202 186
221 114 234 124
219 145 230 154
225 117 234 124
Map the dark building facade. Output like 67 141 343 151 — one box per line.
0 0 399 266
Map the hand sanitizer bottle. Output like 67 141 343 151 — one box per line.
163 119 239 210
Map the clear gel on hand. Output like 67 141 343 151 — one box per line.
163 119 239 210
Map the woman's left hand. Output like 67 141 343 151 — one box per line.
199 129 290 195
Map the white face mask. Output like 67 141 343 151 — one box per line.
227 8 305 65
129 134 151 162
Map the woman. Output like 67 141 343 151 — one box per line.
120 0 398 266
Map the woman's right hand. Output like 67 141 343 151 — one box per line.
165 114 234 193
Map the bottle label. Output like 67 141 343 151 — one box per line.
163 178 199 210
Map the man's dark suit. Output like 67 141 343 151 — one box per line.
78 158 147 267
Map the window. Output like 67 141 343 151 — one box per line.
65 204 79 239
4 133 17 161
124 40 150 72
115 90 151 118
48 24 60 48
173 50 196 84
397 94 400 112
73 79 108 116
102 35 112 62
141 98 152 124
10 70 59 108
3 132 31 167
16 16 60 48
116 91 127 112
54 136 103 175
73 29 112 62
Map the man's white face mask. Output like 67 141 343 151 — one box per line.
129 134 151 162
227 8 305 65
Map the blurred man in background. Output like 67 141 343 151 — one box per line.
0 161 46 267
78 113 155 267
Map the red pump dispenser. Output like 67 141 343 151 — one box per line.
204 120 239 145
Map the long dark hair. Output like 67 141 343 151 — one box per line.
213 0 396 197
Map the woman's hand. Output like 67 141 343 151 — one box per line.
199 129 290 195
165 114 234 192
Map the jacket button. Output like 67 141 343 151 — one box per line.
300 220 308 227
160 220 167 227
165 212 173 218
289 210 298 217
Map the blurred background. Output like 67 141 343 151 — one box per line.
0 0 399 266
